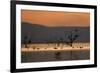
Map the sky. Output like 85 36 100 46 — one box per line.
21 10 90 27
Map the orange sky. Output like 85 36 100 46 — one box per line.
21 10 90 27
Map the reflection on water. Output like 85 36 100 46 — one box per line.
21 50 90 63
21 43 90 63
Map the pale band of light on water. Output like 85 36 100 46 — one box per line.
21 43 90 52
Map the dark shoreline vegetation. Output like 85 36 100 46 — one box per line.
21 22 90 43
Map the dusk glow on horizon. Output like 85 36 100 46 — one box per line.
21 10 90 27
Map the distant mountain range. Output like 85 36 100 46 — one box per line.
21 22 90 43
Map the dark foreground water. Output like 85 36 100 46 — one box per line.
21 50 90 63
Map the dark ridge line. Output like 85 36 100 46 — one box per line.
22 22 90 28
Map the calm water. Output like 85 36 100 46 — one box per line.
21 50 90 63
